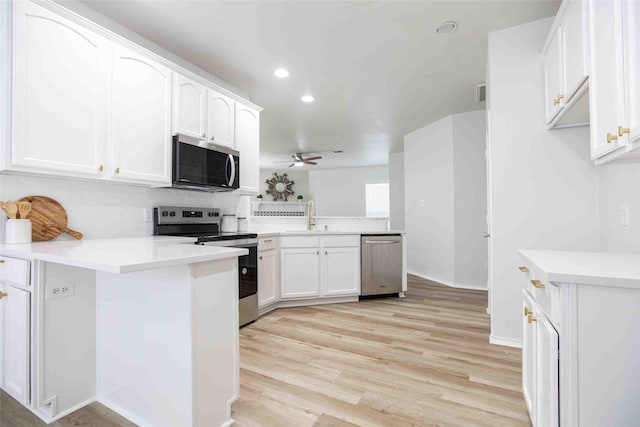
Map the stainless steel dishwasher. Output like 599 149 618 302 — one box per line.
361 234 403 296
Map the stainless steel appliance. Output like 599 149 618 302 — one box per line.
172 134 240 192
154 206 258 327
361 234 403 296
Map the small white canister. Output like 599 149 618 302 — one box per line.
6 219 32 244
237 217 248 232
221 214 238 233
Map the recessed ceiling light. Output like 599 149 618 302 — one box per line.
436 21 458 35
301 95 314 103
274 68 289 78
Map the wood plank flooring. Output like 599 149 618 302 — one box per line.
0 275 529 426
233 275 529 426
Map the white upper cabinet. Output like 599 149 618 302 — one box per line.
543 1 590 129
12 1 108 176
207 89 235 148
234 103 260 194
173 74 207 140
589 0 640 163
109 45 172 185
562 0 588 97
173 75 236 149
543 27 563 124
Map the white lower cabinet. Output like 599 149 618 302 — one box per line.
280 248 321 298
280 235 360 300
323 247 360 296
520 260 640 426
258 237 279 309
1 283 31 406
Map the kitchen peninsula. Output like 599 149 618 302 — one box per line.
0 236 247 427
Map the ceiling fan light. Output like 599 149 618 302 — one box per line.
294 161 304 167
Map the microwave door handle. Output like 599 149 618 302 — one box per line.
228 154 236 187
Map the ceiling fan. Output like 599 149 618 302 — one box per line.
276 153 323 167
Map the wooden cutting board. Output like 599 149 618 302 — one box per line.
18 196 83 241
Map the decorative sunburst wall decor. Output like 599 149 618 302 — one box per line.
265 173 295 201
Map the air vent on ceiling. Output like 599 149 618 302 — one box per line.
476 83 486 103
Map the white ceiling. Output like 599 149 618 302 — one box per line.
76 0 559 170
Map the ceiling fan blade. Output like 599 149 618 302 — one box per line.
306 161 318 165
303 156 322 161
293 153 302 161
288 163 295 168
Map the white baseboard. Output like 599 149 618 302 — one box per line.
408 270 488 291
490 334 522 349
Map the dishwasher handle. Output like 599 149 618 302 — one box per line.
363 240 400 244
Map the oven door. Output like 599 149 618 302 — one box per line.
234 243 257 299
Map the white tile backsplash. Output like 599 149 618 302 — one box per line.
0 173 245 241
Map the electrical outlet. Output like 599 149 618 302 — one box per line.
621 206 630 227
46 282 75 300
143 208 153 223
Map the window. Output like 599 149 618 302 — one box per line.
365 183 390 217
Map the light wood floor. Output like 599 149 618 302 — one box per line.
0 275 529 426
233 275 530 426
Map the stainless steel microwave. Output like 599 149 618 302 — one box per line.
172 134 240 191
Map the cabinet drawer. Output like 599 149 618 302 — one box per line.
0 257 30 287
280 236 320 248
258 236 278 251
322 235 360 247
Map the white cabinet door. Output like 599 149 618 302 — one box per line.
207 89 235 148
562 0 587 97
1 284 31 406
522 292 537 424
234 104 260 194
322 247 360 296
280 248 320 298
589 0 626 158
173 74 207 139
535 313 559 427
258 249 278 307
621 0 640 146
12 1 108 176
543 27 563 124
110 45 172 185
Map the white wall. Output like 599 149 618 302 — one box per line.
453 111 488 288
259 169 309 202
308 165 388 217
388 152 405 230
487 18 600 346
597 163 640 252
404 115 456 286
404 112 487 289
0 174 243 241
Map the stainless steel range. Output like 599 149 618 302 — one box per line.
153 205 258 327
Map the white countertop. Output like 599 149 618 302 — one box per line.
0 236 248 274
255 230 405 237
518 250 640 289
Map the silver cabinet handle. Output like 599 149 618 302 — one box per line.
364 240 400 244
483 233 491 238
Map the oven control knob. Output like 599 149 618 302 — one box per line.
214 212 219 216
208 212 214 217
169 211 176 217
241 268 247 275
162 212 168 217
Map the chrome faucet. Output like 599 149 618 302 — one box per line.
306 200 316 231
